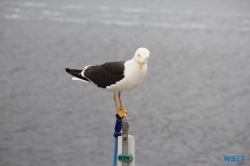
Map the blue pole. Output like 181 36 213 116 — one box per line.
112 137 118 166
113 114 122 166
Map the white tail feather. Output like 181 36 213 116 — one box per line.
72 77 89 83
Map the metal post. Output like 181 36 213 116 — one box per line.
118 114 134 166
122 114 129 166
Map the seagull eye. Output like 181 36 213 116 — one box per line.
138 54 140 57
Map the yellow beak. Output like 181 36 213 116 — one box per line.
139 61 144 69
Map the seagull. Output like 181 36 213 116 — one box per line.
65 47 150 117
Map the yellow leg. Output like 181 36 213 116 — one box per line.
113 93 119 113
118 91 129 116
118 91 124 109
113 92 129 117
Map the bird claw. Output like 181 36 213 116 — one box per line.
117 108 129 118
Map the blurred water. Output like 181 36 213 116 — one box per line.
0 0 250 166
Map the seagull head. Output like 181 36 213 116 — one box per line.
133 47 150 69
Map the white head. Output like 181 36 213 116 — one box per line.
133 47 150 69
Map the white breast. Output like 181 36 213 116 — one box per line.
106 60 147 92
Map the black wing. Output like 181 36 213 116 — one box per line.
84 61 125 88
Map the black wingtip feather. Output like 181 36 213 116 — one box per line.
65 68 70 73
65 68 90 82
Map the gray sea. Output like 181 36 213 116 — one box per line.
1 0 250 166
